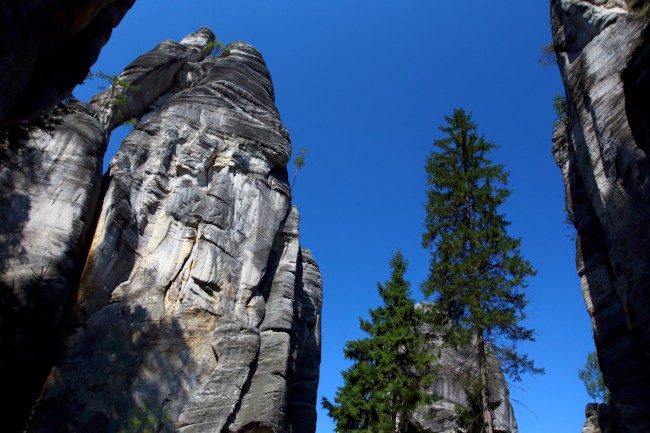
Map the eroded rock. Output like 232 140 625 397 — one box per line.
551 1 650 430
582 403 613 433
0 102 106 432
411 326 518 433
0 28 219 432
18 36 322 433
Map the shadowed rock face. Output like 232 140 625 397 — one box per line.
0 29 321 433
551 1 650 430
0 0 136 127
627 0 650 11
0 101 106 433
582 403 612 433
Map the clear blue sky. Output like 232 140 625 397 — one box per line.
75 1 594 431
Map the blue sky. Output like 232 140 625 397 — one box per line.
75 1 594 431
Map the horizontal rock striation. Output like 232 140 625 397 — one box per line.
0 0 136 127
551 0 650 430
0 28 217 432
0 28 321 433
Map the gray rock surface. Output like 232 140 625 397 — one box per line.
411 328 518 433
0 101 106 432
551 1 650 431
582 403 612 433
0 0 136 127
89 27 215 131
289 249 323 433
10 33 322 433
0 28 219 432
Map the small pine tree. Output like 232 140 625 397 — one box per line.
291 147 307 190
203 39 223 57
538 42 557 67
552 93 567 126
422 109 542 433
322 251 435 433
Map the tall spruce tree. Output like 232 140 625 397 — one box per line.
322 251 434 433
422 109 542 433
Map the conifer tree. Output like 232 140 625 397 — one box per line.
422 109 542 433
322 251 434 433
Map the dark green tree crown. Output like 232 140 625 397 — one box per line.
322 250 436 433
422 108 542 381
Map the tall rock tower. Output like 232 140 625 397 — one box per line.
0 28 322 433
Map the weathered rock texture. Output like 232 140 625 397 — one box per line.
551 1 650 431
0 101 107 433
411 329 518 433
0 0 136 127
0 28 322 433
582 403 613 433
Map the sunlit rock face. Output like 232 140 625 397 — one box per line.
0 28 321 433
0 28 216 432
0 0 136 127
551 1 650 431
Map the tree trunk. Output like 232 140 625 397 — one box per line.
477 332 494 433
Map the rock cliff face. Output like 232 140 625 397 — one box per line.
0 0 136 127
0 28 322 433
551 1 650 431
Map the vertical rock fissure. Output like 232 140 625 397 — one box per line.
220 345 261 433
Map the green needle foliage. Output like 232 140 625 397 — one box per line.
291 147 307 190
92 71 141 108
578 351 610 403
203 39 223 56
538 42 557 67
453 385 508 433
552 93 567 126
422 109 542 433
322 250 435 433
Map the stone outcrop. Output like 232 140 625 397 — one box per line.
551 1 650 431
411 329 518 433
0 0 136 127
582 403 613 433
0 28 321 433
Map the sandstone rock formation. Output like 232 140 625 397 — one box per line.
0 101 107 433
411 327 518 433
582 403 612 433
0 0 136 127
551 1 650 431
0 28 321 433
